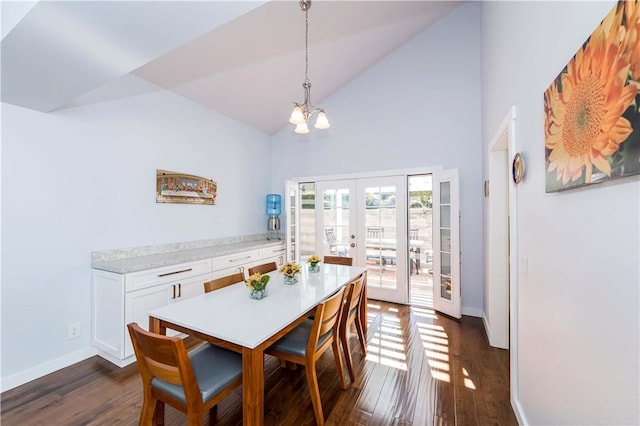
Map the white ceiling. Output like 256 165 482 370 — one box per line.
1 1 464 135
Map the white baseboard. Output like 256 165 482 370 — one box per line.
512 394 528 425
461 306 483 317
482 312 491 342
0 347 97 393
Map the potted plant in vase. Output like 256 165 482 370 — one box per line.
279 261 301 284
307 254 321 273
245 273 270 299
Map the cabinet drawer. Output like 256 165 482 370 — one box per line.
262 244 286 259
125 258 212 292
211 249 261 272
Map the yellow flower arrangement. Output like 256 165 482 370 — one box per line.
279 261 301 277
245 273 270 292
307 254 321 273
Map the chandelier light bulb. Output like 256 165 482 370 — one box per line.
289 105 305 124
314 111 330 129
294 121 310 134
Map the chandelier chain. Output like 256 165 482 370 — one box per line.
304 7 309 82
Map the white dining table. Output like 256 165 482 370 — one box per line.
148 263 367 426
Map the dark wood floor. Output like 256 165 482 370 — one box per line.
1 300 517 425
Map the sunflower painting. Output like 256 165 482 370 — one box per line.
544 0 640 192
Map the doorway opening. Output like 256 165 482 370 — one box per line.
408 174 434 308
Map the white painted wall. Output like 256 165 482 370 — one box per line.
271 2 484 315
482 1 639 424
1 78 270 387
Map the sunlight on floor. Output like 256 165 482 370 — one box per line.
463 367 476 390
412 288 452 383
364 297 479 390
364 304 408 371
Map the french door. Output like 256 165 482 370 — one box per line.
432 169 461 318
285 168 460 315
315 177 408 304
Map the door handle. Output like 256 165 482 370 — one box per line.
351 234 355 239
350 243 356 247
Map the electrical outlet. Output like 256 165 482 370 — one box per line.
68 323 81 339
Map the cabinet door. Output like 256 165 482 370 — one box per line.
211 265 246 281
171 273 212 301
124 284 175 358
262 244 286 267
211 249 261 272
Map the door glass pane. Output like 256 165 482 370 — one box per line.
440 182 450 204
440 229 451 252
441 252 451 275
322 187 351 258
440 275 452 300
365 185 398 290
439 181 452 301
299 182 315 258
440 205 451 228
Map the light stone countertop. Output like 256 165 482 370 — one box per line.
91 235 284 274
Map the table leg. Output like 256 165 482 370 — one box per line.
242 346 264 426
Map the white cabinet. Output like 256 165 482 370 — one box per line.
211 249 262 278
93 258 212 367
92 241 287 367
261 243 287 268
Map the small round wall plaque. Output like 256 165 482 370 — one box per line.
512 152 525 184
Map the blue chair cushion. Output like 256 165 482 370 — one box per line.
151 343 242 404
269 319 333 358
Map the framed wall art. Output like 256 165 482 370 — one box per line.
156 169 217 205
544 0 640 192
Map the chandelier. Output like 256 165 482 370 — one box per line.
288 0 330 134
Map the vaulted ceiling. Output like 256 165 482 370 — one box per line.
1 1 464 135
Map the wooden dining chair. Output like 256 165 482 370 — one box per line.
203 271 245 293
127 323 243 426
247 261 277 276
339 274 367 383
323 255 353 266
265 287 347 425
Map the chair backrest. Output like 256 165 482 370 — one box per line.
127 323 200 401
367 227 384 239
323 255 353 266
342 275 365 323
248 261 277 276
308 287 345 354
409 229 419 240
325 228 337 246
204 272 245 293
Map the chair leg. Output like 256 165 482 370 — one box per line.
208 405 218 426
332 338 348 390
340 324 356 383
140 396 157 426
304 360 324 426
187 408 204 426
354 313 367 356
